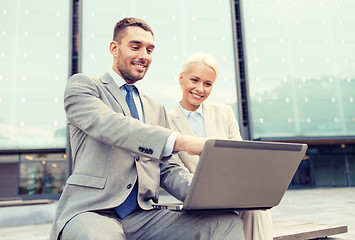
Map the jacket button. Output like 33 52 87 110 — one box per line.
127 184 132 189
135 156 140 162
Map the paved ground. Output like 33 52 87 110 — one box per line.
0 187 354 239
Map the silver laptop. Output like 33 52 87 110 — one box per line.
152 139 307 212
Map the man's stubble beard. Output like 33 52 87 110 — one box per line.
116 58 148 83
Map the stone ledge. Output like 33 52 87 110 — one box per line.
0 200 56 227
273 221 348 240
0 199 54 207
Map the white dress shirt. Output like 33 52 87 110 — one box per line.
178 103 205 137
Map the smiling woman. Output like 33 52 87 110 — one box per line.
168 53 274 240
179 54 218 111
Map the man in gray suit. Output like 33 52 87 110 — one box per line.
50 18 244 240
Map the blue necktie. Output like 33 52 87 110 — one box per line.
115 84 139 219
122 84 139 119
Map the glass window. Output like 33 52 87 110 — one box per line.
0 155 19 198
19 153 67 195
291 158 313 187
241 0 355 138
333 155 347 186
0 1 70 149
347 154 355 187
81 0 240 114
313 155 334 186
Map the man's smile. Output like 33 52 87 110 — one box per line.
133 61 148 72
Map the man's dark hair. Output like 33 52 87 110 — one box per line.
113 17 154 42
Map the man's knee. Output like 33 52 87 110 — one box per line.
61 212 126 240
197 212 244 239
216 212 245 239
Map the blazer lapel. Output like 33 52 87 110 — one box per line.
100 72 130 115
170 105 195 136
140 94 151 124
203 103 216 138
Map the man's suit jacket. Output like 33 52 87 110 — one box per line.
168 102 242 173
50 73 192 240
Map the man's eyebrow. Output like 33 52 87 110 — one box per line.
129 40 142 44
129 40 155 49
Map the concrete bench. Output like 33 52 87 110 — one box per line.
273 221 348 239
0 199 53 207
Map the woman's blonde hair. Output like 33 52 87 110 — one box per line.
180 53 219 78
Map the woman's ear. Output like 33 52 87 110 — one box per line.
179 73 184 85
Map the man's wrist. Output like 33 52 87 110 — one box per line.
162 132 181 157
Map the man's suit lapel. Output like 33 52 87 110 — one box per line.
171 105 195 136
100 72 131 115
140 94 151 124
203 103 217 138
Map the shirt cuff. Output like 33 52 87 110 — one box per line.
162 132 181 157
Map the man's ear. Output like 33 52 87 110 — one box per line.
109 41 118 56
